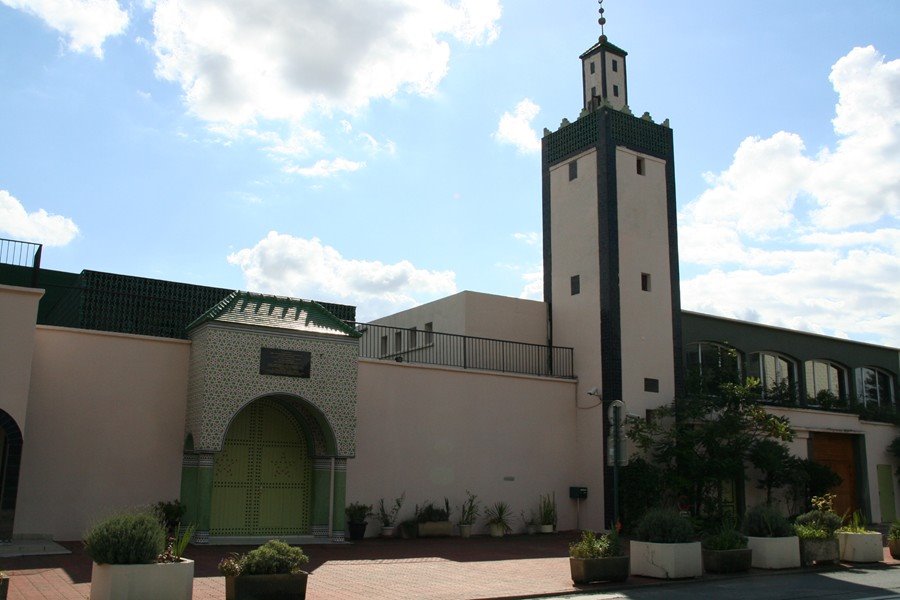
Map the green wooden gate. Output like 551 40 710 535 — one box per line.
210 399 311 536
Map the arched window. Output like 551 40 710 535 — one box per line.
747 352 797 403
685 342 741 396
854 367 896 407
804 360 847 405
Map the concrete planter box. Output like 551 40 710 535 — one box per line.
629 541 702 579
746 536 800 569
90 559 194 600
458 524 474 538
488 523 506 538
225 572 308 600
799 538 839 566
701 548 752 573
418 521 453 537
838 532 883 563
569 556 629 584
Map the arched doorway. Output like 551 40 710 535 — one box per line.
210 398 312 537
0 410 23 541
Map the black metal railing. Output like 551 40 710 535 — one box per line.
0 238 42 286
353 322 575 379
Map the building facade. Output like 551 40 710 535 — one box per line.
0 28 898 543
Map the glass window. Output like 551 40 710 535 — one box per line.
747 352 797 403
855 367 895 406
570 275 580 295
685 342 741 396
804 360 846 404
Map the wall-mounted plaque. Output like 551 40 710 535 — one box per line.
260 348 311 378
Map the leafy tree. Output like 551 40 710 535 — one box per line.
747 439 794 505
626 378 793 522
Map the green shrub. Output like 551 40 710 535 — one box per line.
345 502 372 524
241 540 309 575
838 510 875 533
83 511 166 564
633 508 694 543
794 509 841 538
416 499 451 522
742 504 793 537
569 530 623 558
154 499 186 533
888 521 900 542
702 526 747 550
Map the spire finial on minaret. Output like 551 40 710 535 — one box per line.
597 0 607 42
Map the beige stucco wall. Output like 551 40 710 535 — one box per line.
15 326 191 540
0 284 43 431
350 359 580 535
547 147 606 529
372 291 547 346
581 50 626 110
616 147 676 417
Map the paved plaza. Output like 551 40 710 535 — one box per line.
2 532 899 600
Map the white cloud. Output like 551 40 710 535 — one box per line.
227 232 457 320
494 98 542 154
285 157 365 178
150 0 502 126
2 0 129 57
679 46 900 347
513 232 540 246
519 267 542 300
0 189 79 246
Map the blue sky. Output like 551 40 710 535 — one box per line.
1 0 899 346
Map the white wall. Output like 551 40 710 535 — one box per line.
16 326 190 540
350 359 580 535
0 285 43 431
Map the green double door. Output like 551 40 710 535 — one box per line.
210 399 312 536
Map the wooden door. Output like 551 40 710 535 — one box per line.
811 432 857 517
211 399 311 536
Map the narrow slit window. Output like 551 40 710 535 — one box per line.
568 160 578 181
394 331 402 352
570 275 580 296
424 322 434 345
644 378 659 393
408 326 417 348
590 61 596 74
591 86 597 98
641 273 651 292
612 59 618 72
613 84 619 97
636 157 645 175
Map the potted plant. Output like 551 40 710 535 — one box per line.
630 508 701 579
345 502 372 541
889 521 900 560
218 539 309 600
457 490 480 538
701 525 751 573
521 510 538 535
417 498 453 537
84 509 194 600
484 501 513 538
742 504 800 569
837 510 883 563
794 494 841 566
377 493 405 538
569 529 628 584
539 493 556 533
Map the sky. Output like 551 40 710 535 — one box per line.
1 1 899 348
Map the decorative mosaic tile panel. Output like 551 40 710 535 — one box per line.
186 323 358 456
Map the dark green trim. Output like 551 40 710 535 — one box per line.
579 38 628 59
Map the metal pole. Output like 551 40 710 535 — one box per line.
613 405 620 528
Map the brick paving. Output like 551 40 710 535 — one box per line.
2 533 899 600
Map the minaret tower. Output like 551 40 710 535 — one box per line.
541 1 683 529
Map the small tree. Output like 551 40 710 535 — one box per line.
747 439 794 505
626 378 793 522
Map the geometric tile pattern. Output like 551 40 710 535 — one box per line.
186 322 359 457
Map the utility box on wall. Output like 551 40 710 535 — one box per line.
569 486 588 500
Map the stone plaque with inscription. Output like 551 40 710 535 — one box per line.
259 348 311 378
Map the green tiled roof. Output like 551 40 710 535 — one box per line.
187 291 361 338
579 38 628 59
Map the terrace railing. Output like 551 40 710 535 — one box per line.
353 322 574 379
0 238 42 286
